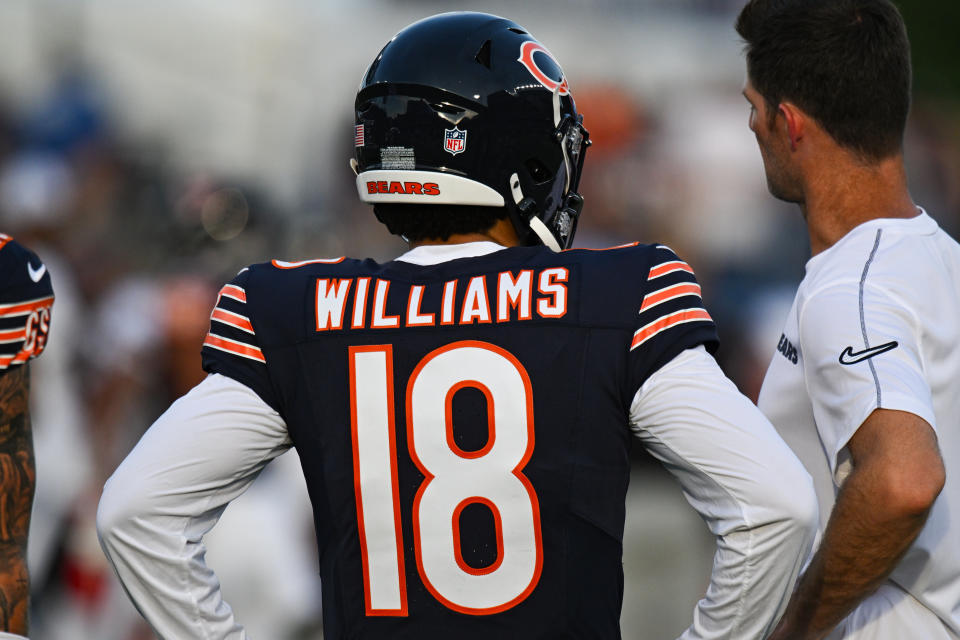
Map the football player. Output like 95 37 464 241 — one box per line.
98 12 817 639
0 234 53 640
738 1 960 638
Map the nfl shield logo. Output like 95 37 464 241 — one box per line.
444 127 467 155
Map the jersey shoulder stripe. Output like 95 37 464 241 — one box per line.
201 267 279 411
631 308 713 350
634 248 711 335
648 260 694 280
220 284 247 303
0 354 21 368
204 281 265 363
640 282 702 313
0 295 56 318
0 328 26 344
211 307 255 334
203 334 266 363
624 244 717 388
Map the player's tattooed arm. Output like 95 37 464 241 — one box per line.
0 364 34 636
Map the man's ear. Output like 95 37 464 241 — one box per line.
778 102 806 152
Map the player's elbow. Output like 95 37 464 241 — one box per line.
746 453 819 547
881 455 945 518
96 470 145 552
751 449 819 548
777 464 819 543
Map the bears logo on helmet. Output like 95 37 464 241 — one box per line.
517 41 570 96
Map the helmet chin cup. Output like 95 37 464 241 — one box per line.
515 196 560 252
553 192 583 249
514 191 582 252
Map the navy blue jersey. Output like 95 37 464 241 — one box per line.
202 243 717 639
0 234 53 373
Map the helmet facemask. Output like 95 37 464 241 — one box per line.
507 94 590 251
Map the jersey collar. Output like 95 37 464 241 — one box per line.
394 241 507 266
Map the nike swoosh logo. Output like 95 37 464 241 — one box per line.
27 262 46 283
838 341 898 365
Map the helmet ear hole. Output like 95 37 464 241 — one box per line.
524 158 552 184
475 40 492 69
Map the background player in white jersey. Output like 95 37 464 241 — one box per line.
97 12 816 639
0 234 54 640
737 1 960 638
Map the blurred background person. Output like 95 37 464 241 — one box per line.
0 0 954 637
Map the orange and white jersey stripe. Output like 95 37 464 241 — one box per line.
202 280 266 364
630 246 713 353
639 282 703 313
0 328 26 344
210 307 255 334
219 284 247 303
631 308 713 350
0 295 56 318
647 260 694 280
203 334 265 364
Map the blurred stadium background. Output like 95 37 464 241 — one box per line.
0 0 955 637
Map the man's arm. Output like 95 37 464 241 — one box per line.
767 409 944 640
630 346 819 640
97 373 291 640
0 365 33 637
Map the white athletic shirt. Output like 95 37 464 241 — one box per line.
758 211 960 636
98 242 817 640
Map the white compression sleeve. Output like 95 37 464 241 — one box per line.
630 346 818 640
97 373 292 640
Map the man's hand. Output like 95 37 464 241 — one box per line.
768 409 944 640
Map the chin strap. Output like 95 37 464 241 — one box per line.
509 171 563 252
529 216 562 252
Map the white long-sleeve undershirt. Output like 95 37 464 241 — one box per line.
98 347 816 639
97 373 290 640
630 346 818 639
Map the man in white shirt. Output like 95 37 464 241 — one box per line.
738 1 960 638
97 11 817 639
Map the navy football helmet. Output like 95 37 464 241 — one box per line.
353 12 590 250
